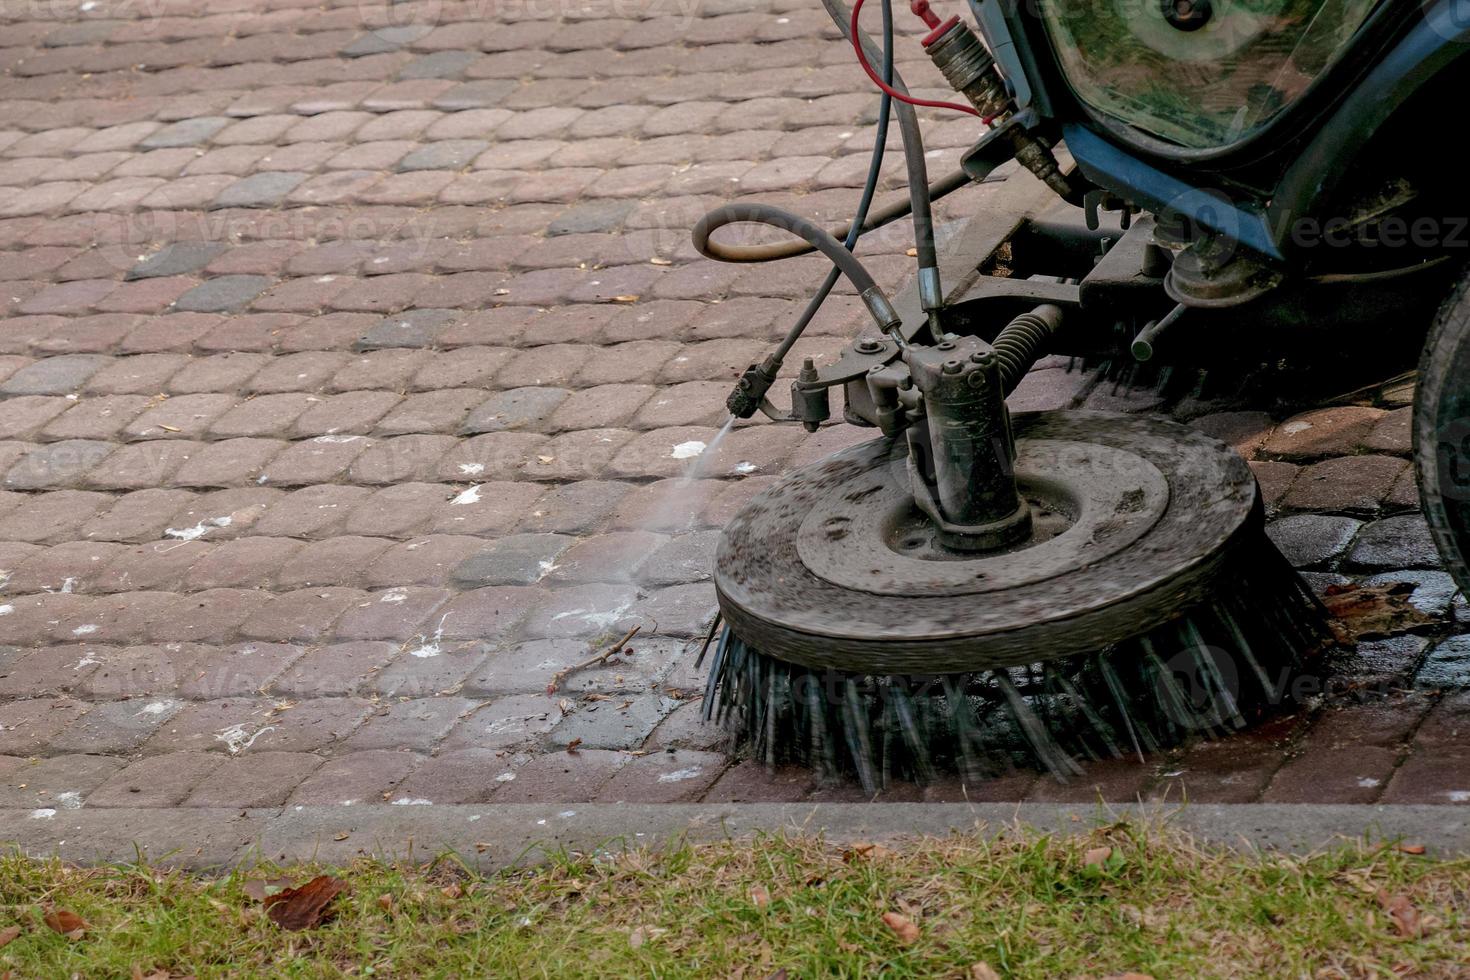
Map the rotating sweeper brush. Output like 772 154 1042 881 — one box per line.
688 0 1331 792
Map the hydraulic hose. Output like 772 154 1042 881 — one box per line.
692 202 901 330
993 304 1063 393
696 168 970 265
770 0 895 364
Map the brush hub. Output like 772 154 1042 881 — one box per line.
715 411 1260 674
798 439 1169 597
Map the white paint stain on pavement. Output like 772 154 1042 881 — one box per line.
657 767 704 783
216 723 274 755
165 516 232 541
451 485 482 506
670 441 706 459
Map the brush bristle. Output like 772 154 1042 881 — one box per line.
702 535 1330 794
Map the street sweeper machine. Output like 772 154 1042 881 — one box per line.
688 0 1470 792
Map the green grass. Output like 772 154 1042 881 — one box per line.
1 822 1466 977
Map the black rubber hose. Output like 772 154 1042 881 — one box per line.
692 202 890 311
697 168 969 264
770 0 894 363
993 304 1063 393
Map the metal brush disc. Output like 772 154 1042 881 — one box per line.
714 411 1261 674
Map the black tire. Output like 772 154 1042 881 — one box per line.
1414 271 1470 595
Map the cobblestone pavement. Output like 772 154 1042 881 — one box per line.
0 0 1466 823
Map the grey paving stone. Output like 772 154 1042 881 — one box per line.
5 440 114 489
1334 634 1430 682
398 140 490 171
399 50 478 80
1265 514 1363 568
173 275 272 313
0 354 112 396
547 692 678 750
126 242 226 280
341 24 432 56
433 80 518 111
460 387 569 434
140 117 229 149
636 530 719 586
356 308 461 350
451 533 576 587
1361 570 1461 618
1348 515 1442 570
210 172 308 210
344 696 478 751
1416 634 1470 689
47 697 184 754
547 199 637 236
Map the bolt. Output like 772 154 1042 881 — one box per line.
854 338 884 354
942 359 963 374
936 340 955 351
969 351 996 366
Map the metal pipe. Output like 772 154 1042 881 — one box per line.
1130 303 1186 362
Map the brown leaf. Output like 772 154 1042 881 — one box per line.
1323 582 1436 641
263 875 348 931
969 964 1001 980
842 842 895 863
377 894 394 913
332 831 350 842
0 926 20 950
441 883 463 900
565 737 583 753
1084 846 1113 867
1103 974 1155 980
42 908 88 939
881 911 920 945
749 885 770 909
1397 843 1427 855
1376 889 1424 938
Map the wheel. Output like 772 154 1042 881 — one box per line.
1414 271 1470 594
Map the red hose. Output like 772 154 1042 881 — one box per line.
849 0 980 117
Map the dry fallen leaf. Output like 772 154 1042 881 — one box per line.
629 925 666 948
42 908 88 940
333 831 350 842
241 877 293 901
881 911 920 945
565 737 583 753
1323 582 1436 641
1103 974 1156 980
969 964 1001 980
749 885 770 909
0 926 20 950
612 294 639 303
263 875 348 931
377 894 394 913
441 883 463 900
1084 846 1113 867
843 842 896 863
1398 843 1427 855
1376 889 1424 938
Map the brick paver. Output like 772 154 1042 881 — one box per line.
0 0 1465 817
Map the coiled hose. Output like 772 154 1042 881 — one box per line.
994 304 1063 394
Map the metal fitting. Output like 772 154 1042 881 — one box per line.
918 266 943 312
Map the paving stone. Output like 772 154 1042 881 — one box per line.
5 440 114 489
181 751 322 807
139 117 229 149
173 275 272 313
593 748 726 802
0 753 123 810
210 171 307 209
1265 514 1363 568
355 308 461 350
398 140 489 171
636 531 719 586
390 747 521 804
489 748 627 803
451 533 576 587
1281 455 1407 514
273 641 398 697
1360 570 1460 618
0 353 111 395
0 698 90 755
548 692 675 750
126 242 226 280
1261 406 1385 460
346 696 477 751
179 642 305 700
1347 514 1441 570
85 751 224 807
286 749 421 805
460 387 569 434
1332 634 1430 684
1416 635 1470 689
